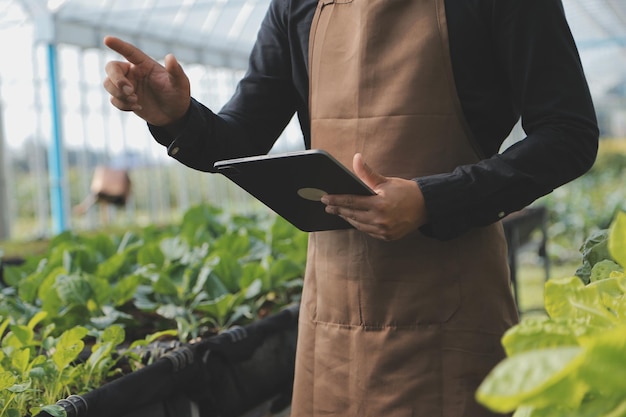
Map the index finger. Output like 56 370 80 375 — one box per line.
321 193 374 211
103 36 152 66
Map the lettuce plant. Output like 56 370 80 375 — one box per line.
476 210 626 416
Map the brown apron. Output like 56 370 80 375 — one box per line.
291 0 520 416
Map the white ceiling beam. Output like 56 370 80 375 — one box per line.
53 20 251 69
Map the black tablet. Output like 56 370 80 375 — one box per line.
213 149 376 232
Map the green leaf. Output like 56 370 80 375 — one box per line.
200 262 230 300
87 342 113 372
212 233 252 259
270 217 308 264
269 258 304 288
180 204 226 243
52 327 88 370
116 231 136 253
589 259 623 282
544 276 616 326
87 275 113 307
160 237 189 262
578 324 626 396
9 325 34 346
576 229 611 284
7 380 30 393
36 404 67 417
180 243 209 266
142 329 178 344
37 269 64 316
101 324 125 346
520 395 626 417
27 311 48 330
54 305 92 331
572 397 626 417
126 329 178 351
240 263 268 290
95 252 127 281
48 230 76 249
90 305 132 329
0 318 11 340
191 265 211 296
244 279 263 300
196 293 245 326
28 365 46 381
11 348 30 374
501 317 580 356
608 210 626 269
63 246 99 274
156 303 184 320
112 274 142 306
227 304 253 326
90 233 117 258
54 273 93 306
153 275 178 296
209 255 242 293
1 264 24 287
511 406 533 417
137 242 165 268
587 275 625 298
0 371 17 390
476 346 585 413
19 266 65 304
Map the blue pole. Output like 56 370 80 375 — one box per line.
46 43 67 234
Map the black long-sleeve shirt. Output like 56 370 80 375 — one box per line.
150 0 599 240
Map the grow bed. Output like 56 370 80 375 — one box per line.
38 304 299 417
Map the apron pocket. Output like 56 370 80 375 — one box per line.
357 232 463 327
359 274 461 327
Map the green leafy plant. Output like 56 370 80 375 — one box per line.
0 203 307 416
476 210 626 416
0 315 175 417
2 204 305 340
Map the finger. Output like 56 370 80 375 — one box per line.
104 36 153 67
108 95 137 112
338 214 391 241
325 204 372 223
103 75 141 109
323 194 372 212
353 153 387 190
104 60 136 95
164 54 187 89
103 71 133 98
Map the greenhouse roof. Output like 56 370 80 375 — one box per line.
1 0 625 95
2 0 273 69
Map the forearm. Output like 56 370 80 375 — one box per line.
148 98 274 172
416 119 598 240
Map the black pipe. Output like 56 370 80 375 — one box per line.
36 304 299 417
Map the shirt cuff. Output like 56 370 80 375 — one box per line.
415 167 512 240
147 98 217 169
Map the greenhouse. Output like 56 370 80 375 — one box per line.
0 1 625 417
0 0 625 240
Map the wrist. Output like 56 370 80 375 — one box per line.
162 102 192 136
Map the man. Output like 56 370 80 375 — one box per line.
103 0 598 415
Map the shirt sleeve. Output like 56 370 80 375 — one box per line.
417 0 599 240
148 0 298 173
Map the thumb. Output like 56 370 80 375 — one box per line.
164 54 188 88
353 153 387 190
